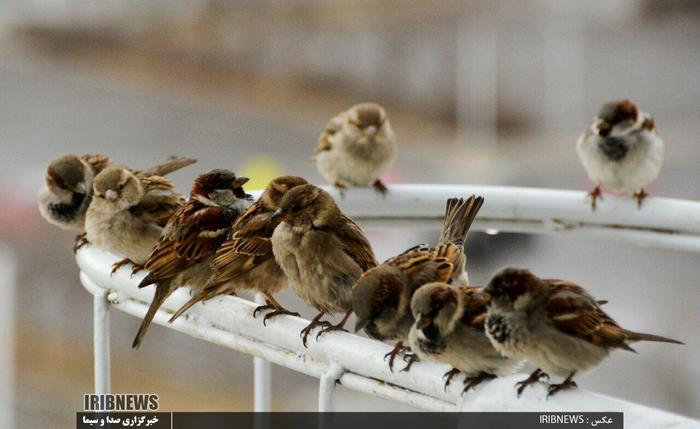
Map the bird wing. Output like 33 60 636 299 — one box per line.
82 154 112 174
336 214 378 272
315 110 346 154
130 173 184 227
385 247 453 292
459 286 488 329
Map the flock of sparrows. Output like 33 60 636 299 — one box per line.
38 100 680 398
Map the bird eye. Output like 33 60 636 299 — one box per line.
117 183 125 191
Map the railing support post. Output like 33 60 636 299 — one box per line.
318 361 345 412
253 294 272 412
93 291 111 398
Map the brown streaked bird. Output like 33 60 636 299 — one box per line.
408 283 522 394
168 176 309 324
311 102 397 195
483 267 683 397
352 196 484 371
131 169 252 348
38 154 196 251
85 166 185 275
270 184 377 346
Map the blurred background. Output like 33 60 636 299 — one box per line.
1 0 699 427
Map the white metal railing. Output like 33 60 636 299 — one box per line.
76 184 700 427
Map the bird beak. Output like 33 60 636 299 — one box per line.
105 189 118 201
416 316 431 330
72 182 87 194
270 208 283 221
354 317 370 333
233 176 250 187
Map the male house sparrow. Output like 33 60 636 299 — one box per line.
38 154 196 251
132 170 252 349
271 184 378 346
408 283 522 393
85 166 185 275
483 267 682 397
352 196 484 370
167 176 309 324
576 99 663 210
311 102 397 195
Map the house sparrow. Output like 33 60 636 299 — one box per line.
167 175 309 324
131 170 252 349
407 283 522 393
483 267 683 397
311 102 397 195
352 196 484 371
85 166 185 275
38 154 196 251
271 184 378 346
576 99 663 210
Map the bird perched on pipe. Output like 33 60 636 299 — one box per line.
352 196 484 371
483 267 683 397
311 102 397 195
270 183 377 346
168 175 309 324
577 99 663 210
408 283 522 393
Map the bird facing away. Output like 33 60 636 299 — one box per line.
311 102 397 195
352 196 484 371
408 283 522 393
131 169 252 349
167 175 309 324
576 99 663 210
483 267 682 397
270 183 378 346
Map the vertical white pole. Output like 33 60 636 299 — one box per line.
253 293 272 412
93 291 111 398
0 245 16 429
318 361 344 412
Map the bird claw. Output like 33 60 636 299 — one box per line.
261 309 300 326
515 369 550 397
399 353 418 373
633 189 648 209
587 186 603 211
315 324 348 341
73 233 89 253
300 320 332 347
372 179 388 197
384 342 407 372
253 304 274 319
547 380 578 398
461 373 496 395
129 264 144 277
334 182 348 198
111 258 138 276
443 368 462 391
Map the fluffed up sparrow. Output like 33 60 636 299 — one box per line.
483 267 683 397
577 99 663 210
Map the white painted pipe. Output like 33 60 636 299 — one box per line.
93 290 111 398
253 293 272 412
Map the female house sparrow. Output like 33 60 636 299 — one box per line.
576 99 663 210
85 166 185 275
311 102 397 195
271 184 378 346
483 267 683 397
167 176 309 324
38 154 196 251
132 170 252 349
352 196 484 371
407 283 522 393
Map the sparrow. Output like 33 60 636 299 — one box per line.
38 154 196 251
483 267 683 397
167 175 309 324
270 183 378 346
576 99 663 210
131 169 252 349
311 102 397 195
407 282 522 393
85 166 185 275
352 196 484 371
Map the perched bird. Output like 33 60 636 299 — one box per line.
85 166 185 275
352 196 484 371
38 154 196 251
576 99 663 210
131 170 252 349
271 184 377 346
407 283 522 393
168 176 309 324
483 267 683 397
311 102 397 195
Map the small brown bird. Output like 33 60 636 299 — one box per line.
271 184 378 346
168 176 309 324
38 154 195 251
311 102 397 195
352 196 484 371
483 267 683 397
85 166 185 275
408 283 522 393
131 170 252 348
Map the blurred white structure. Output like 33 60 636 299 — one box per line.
0 245 16 429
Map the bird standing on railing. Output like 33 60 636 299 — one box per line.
270 183 378 346
167 175 309 324
310 102 397 196
131 170 252 349
577 99 664 210
38 153 196 251
407 283 522 393
482 267 683 397
352 196 484 371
